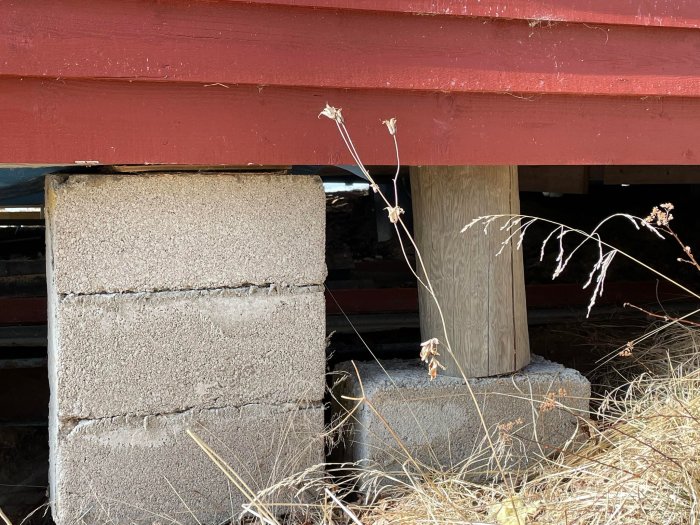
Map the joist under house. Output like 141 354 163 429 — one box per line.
2 1 700 523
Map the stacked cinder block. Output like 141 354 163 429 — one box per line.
46 173 327 524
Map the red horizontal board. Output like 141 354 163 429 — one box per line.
0 297 46 326
1 78 700 165
524 281 689 309
326 288 418 315
3 1 700 97
325 282 691 316
247 0 700 29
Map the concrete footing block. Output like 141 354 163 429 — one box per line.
333 356 590 476
53 288 325 419
52 404 324 525
45 173 326 294
45 172 328 524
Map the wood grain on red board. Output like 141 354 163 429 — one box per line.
243 0 700 28
2 0 700 98
2 0 700 165
1 78 698 165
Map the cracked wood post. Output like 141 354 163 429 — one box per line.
410 166 530 378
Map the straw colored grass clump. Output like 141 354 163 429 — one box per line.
352 327 700 525
250 327 700 525
216 326 700 525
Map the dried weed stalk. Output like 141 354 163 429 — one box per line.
186 108 700 525
310 111 700 525
465 203 700 370
318 104 519 499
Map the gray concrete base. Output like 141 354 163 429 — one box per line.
53 288 325 420
332 356 590 478
53 404 323 525
45 173 328 524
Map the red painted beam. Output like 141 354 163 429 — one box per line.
246 0 700 29
3 1 700 98
2 78 700 165
325 281 691 315
0 297 46 326
326 288 418 315
524 281 690 309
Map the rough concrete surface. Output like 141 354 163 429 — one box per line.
53 288 326 420
53 403 324 525
45 173 326 294
333 356 590 475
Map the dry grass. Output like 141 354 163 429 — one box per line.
298 105 700 523
606 323 700 382
357 328 700 525
242 327 700 525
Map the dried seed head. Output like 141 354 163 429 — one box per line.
618 341 634 357
427 358 446 380
644 203 675 227
382 117 397 136
318 103 344 124
540 388 567 413
385 205 405 224
420 338 445 380
420 338 440 362
498 418 524 445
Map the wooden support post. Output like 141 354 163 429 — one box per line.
410 166 529 378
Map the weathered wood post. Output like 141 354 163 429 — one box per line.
410 166 530 378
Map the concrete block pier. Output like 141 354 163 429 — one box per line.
46 173 327 524
333 356 591 477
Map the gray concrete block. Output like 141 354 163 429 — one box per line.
333 356 590 476
52 403 324 525
45 173 326 294
53 288 325 420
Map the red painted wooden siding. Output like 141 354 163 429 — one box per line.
324 281 690 315
4 0 700 98
1 0 700 165
248 0 700 29
3 78 699 166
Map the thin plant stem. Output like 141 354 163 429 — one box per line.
0 507 13 525
322 106 523 524
324 488 364 525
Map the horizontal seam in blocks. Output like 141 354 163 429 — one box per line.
56 283 324 300
61 401 325 435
